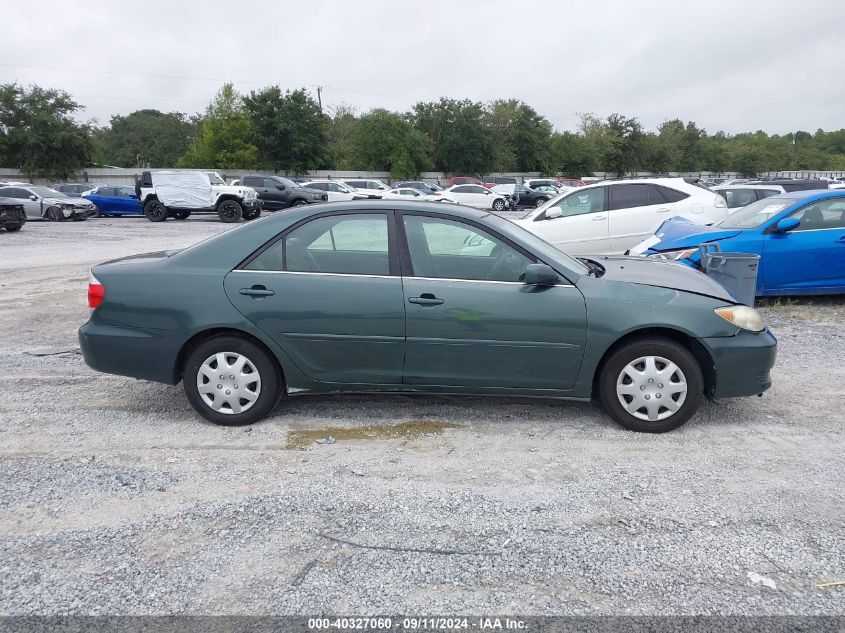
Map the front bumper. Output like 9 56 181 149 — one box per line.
704 329 777 398
66 207 97 220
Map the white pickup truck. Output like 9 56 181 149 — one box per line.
136 171 262 223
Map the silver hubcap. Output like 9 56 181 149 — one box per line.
616 355 687 422
197 352 261 415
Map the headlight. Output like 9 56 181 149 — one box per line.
648 248 698 261
714 305 764 332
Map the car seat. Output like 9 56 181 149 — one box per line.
800 208 824 230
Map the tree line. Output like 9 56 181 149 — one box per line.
2 82 845 180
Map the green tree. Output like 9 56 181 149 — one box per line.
352 109 430 178
324 104 359 170
550 131 598 177
243 87 325 172
0 83 92 178
603 113 646 176
487 100 553 172
411 98 495 175
178 84 258 169
98 109 198 167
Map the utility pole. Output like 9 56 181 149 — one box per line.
317 86 323 113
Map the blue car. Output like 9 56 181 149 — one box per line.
631 190 845 296
83 185 142 217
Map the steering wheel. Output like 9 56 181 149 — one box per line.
488 249 521 281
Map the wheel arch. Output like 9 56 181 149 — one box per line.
215 194 244 205
175 327 286 387
590 326 716 398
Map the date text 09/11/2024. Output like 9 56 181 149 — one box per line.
307 617 527 630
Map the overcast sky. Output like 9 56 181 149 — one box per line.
2 0 842 135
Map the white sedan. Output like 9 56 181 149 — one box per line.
515 178 729 256
442 184 509 211
300 180 369 202
379 187 457 203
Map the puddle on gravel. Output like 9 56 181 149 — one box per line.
286 419 462 449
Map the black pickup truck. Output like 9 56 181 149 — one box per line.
239 175 327 210
0 196 26 232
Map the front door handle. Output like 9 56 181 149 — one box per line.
592 215 606 221
656 207 672 213
837 236 845 243
408 294 444 306
240 285 275 298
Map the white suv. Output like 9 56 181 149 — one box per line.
138 170 261 223
515 178 728 255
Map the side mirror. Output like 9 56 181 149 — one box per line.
774 217 799 233
523 263 558 286
29 195 38 201
277 184 286 190
545 207 562 219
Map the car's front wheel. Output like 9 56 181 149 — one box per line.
47 208 64 221
5 224 22 232
598 337 703 433
492 198 506 211
183 335 282 426
291 198 308 207
217 200 243 223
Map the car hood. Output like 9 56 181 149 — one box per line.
648 216 743 251
44 196 92 206
585 254 737 303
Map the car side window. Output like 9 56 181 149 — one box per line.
452 186 470 193
247 214 390 276
242 177 260 187
789 199 845 231
402 215 533 282
759 190 780 200
261 179 278 188
608 184 654 210
548 187 606 218
655 185 689 203
1 188 28 199
721 189 758 209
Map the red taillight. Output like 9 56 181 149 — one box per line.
88 272 105 309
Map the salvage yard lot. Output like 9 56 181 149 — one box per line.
1 217 844 615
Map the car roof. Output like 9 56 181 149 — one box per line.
776 189 845 200
715 184 784 190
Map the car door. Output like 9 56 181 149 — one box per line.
117 186 142 214
464 184 493 208
224 211 405 384
607 184 674 253
529 187 610 255
3 188 42 219
762 198 845 292
399 212 587 390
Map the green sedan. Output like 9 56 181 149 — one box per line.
79 201 776 433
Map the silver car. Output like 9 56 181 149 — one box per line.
0 185 97 221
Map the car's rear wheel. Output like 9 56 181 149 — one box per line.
144 199 169 222
598 337 703 433
535 197 548 207
173 210 191 220
183 335 282 426
217 200 243 223
5 224 22 232
492 198 506 211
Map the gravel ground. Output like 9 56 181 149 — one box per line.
1 216 843 616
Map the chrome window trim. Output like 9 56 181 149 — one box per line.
231 269 575 287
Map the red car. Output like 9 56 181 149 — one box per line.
557 178 585 187
443 176 488 188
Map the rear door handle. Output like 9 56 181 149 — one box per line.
408 294 444 306
240 285 275 297
837 236 845 243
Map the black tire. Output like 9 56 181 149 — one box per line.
598 337 703 433
246 208 262 220
492 198 506 212
173 210 191 220
144 199 169 222
5 224 22 232
290 198 308 207
183 335 283 426
92 205 102 218
217 199 243 223
535 197 549 207
47 207 64 222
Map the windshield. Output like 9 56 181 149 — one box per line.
205 173 226 185
484 213 589 276
30 186 63 198
718 197 793 229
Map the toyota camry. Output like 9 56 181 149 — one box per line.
79 201 777 433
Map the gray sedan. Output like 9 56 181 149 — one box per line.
0 185 97 221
